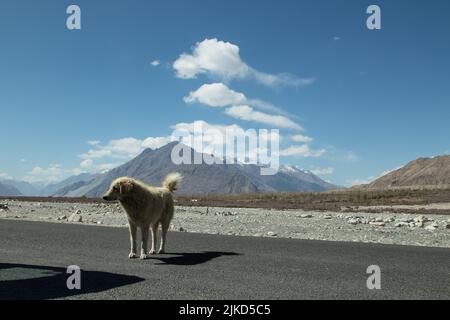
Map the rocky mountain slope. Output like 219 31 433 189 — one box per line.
365 155 450 189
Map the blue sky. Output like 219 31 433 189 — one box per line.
0 0 449 186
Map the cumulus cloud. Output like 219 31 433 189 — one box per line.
290 134 313 143
80 149 113 159
78 120 280 169
184 83 246 107
80 137 172 161
184 83 289 115
173 38 314 88
171 120 280 164
279 145 326 157
27 119 324 184
310 166 334 175
142 136 172 149
23 160 118 184
23 165 84 184
225 105 303 131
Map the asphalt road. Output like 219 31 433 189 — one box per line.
0 220 449 300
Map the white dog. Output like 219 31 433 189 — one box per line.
103 173 181 259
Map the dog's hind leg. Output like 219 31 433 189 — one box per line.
149 224 158 255
158 204 174 254
140 224 150 260
158 220 170 254
128 221 138 259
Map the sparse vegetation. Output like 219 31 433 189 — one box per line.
175 188 450 211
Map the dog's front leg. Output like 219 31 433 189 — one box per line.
140 225 150 260
149 224 158 255
128 221 137 259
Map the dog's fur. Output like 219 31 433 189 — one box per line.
103 173 182 259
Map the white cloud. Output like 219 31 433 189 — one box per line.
184 84 302 130
333 36 341 41
22 119 324 184
174 39 249 80
173 38 314 88
86 140 101 146
23 159 121 184
23 165 83 184
290 134 313 143
0 171 12 179
24 132 179 184
151 60 160 67
184 83 246 107
310 166 334 175
80 149 113 159
142 136 172 149
184 82 288 115
107 138 144 157
171 120 281 164
225 105 303 131
279 145 326 157
79 159 117 173
80 136 173 161
81 138 144 160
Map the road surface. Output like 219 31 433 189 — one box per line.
0 220 448 299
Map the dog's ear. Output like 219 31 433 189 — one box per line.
119 181 134 194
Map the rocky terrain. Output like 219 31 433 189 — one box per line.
0 199 448 248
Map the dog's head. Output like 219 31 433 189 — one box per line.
102 178 134 201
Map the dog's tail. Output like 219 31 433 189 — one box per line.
162 172 182 193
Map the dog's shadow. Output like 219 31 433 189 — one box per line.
152 251 239 266
0 263 145 300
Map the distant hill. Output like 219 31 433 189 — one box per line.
364 155 450 189
0 182 22 196
0 179 40 196
1 173 98 196
54 142 339 197
42 173 99 196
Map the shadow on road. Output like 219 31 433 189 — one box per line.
0 263 144 300
153 251 239 266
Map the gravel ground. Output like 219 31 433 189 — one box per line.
0 199 449 248
355 203 450 210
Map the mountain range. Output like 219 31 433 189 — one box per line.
1 142 338 197
54 142 338 197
